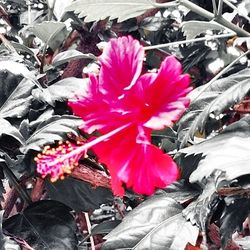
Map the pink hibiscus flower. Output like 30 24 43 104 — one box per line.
35 36 192 196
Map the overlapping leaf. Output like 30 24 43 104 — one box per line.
220 197 250 248
21 115 83 153
3 200 78 250
181 21 229 40
52 50 96 67
178 68 250 148
182 171 226 228
46 177 113 212
32 78 88 106
102 195 198 250
181 116 250 184
0 119 24 145
29 21 68 51
0 77 35 119
65 0 156 22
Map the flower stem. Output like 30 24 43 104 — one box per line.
178 0 250 37
144 32 235 50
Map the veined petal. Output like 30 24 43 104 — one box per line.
99 36 144 97
68 74 131 134
141 56 192 129
93 126 179 196
35 124 132 183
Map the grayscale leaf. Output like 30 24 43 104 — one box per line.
65 0 156 23
182 21 229 40
29 21 68 51
102 196 183 249
0 119 25 145
52 50 96 67
181 116 250 184
21 115 83 153
0 78 35 119
32 77 88 106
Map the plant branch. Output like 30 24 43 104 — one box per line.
218 187 250 197
47 0 56 21
178 0 250 37
216 0 224 17
26 0 32 25
3 164 32 205
144 32 235 50
71 164 111 189
84 212 95 250
3 187 18 218
31 177 45 202
191 49 250 102
212 0 217 15
223 0 250 23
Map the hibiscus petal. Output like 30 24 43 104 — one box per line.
36 124 131 183
98 36 144 97
68 74 131 134
142 56 192 129
93 126 179 196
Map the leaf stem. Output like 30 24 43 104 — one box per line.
178 0 250 37
144 32 235 50
223 0 250 23
212 0 217 15
216 0 224 17
191 49 250 102
3 163 32 205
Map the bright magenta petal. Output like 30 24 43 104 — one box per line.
68 74 131 134
98 36 144 97
142 56 192 129
93 126 179 196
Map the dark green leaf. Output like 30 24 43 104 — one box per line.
183 170 226 229
182 79 250 147
46 177 113 212
91 220 121 235
102 196 182 249
3 200 78 250
157 180 200 204
179 68 250 147
181 116 250 185
134 214 199 250
29 108 55 130
177 92 219 143
32 78 88 106
1 209 21 249
29 21 68 51
65 0 155 22
0 60 35 81
0 78 35 119
220 197 250 248
182 44 211 72
182 21 226 40
0 42 35 57
52 50 96 67
21 115 83 153
0 119 24 145
151 127 177 153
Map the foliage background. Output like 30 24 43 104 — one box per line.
0 0 249 249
